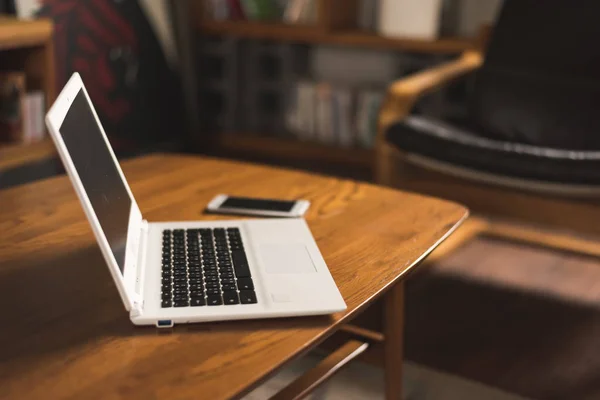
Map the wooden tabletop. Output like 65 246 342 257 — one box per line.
0 154 467 400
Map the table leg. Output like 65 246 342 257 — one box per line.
383 281 405 400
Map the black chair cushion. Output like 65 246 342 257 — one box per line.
386 115 600 185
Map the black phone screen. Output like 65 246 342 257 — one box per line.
220 197 296 212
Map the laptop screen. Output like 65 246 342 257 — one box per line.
59 89 132 273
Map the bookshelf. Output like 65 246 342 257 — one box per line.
0 16 55 172
188 0 477 173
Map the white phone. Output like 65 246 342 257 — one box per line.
206 194 310 218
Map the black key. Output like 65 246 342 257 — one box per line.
205 281 220 289
174 300 189 307
190 286 205 295
161 299 172 308
214 228 225 234
237 277 254 291
220 272 234 279
239 290 257 304
191 297 206 307
207 295 223 306
222 284 237 292
223 292 239 305
173 276 187 284
161 292 171 301
206 288 221 296
231 250 251 277
204 271 218 279
189 279 203 286
220 278 235 285
161 284 171 293
162 271 172 279
189 272 203 280
219 268 234 275
205 276 219 283
162 278 172 285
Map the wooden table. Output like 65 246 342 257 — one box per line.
0 154 467 399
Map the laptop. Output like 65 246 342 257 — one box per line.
45 73 346 328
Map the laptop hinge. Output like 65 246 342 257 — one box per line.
130 219 149 317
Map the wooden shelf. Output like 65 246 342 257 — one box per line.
215 133 373 169
197 20 474 54
0 16 53 50
0 16 56 173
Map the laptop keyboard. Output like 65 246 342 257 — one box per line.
161 227 257 308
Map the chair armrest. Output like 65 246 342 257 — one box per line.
377 50 483 142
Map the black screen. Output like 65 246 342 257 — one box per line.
221 197 296 212
60 89 132 273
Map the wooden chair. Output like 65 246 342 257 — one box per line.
376 0 600 260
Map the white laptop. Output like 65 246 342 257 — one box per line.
45 73 346 328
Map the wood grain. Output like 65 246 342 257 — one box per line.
0 138 56 172
0 154 467 400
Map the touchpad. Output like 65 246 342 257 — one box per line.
260 244 317 274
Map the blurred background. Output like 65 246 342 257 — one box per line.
2 1 600 399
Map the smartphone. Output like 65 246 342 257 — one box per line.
206 194 310 218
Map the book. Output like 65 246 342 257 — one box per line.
355 91 371 148
0 72 26 144
335 88 354 148
366 92 384 148
294 81 315 141
22 91 45 143
240 0 259 20
358 0 379 31
315 83 333 144
254 0 278 20
226 0 246 19
300 0 317 24
210 0 230 20
377 0 443 40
